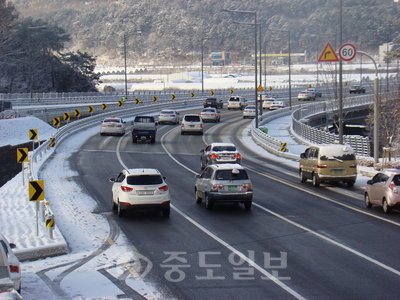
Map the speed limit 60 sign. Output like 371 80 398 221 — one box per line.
339 43 357 61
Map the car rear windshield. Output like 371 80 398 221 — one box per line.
320 153 356 161
229 98 239 102
135 117 155 123
103 119 120 123
215 170 249 180
184 116 200 122
212 146 236 152
393 175 400 186
127 175 163 185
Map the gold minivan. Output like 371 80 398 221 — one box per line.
299 144 357 187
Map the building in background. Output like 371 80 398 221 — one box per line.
211 51 230 66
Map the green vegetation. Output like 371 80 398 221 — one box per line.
0 0 100 93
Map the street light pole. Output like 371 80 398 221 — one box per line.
201 38 206 95
358 50 380 164
124 34 128 96
265 28 291 108
338 0 344 144
222 9 258 127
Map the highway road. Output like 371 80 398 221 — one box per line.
70 107 399 299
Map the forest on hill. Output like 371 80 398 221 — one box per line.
11 0 400 66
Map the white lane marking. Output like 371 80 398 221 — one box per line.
246 166 400 227
171 204 306 300
116 132 130 170
253 202 400 276
159 129 400 278
161 128 199 175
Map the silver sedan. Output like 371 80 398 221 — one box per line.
158 110 180 124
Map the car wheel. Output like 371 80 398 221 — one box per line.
100 133 104 136
181 131 185 135
200 160 205 170
200 131 203 135
132 138 136 143
162 206 170 217
347 181 355 187
383 198 392 214
195 189 202 204
300 170 307 183
205 194 213 209
244 201 252 210
312 173 320 187
112 196 117 211
117 200 125 218
151 138 155 143
364 193 372 208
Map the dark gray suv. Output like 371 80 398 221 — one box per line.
195 164 253 210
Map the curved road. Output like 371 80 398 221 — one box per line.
70 107 399 299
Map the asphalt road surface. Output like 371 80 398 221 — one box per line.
70 107 399 300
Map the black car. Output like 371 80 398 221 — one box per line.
349 85 366 94
203 98 223 109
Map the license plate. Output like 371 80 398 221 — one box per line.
140 136 147 139
228 186 237 191
107 125 115 127
334 170 343 174
137 190 154 195
189 125 195 128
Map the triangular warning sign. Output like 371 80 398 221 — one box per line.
318 42 339 62
257 85 264 92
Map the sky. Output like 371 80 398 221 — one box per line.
0 71 382 299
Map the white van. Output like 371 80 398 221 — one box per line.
227 96 246 110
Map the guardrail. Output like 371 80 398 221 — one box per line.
27 95 210 237
251 94 379 160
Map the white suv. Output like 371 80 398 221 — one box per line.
110 169 170 217
200 142 242 169
227 96 246 110
181 114 203 135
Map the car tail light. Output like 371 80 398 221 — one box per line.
242 183 252 190
317 164 327 168
211 185 223 191
158 185 169 191
121 186 133 192
200 124 203 128
9 265 19 273
211 113 216 116
210 154 219 159
181 124 185 128
389 181 398 193
117 125 122 127
349 164 357 168
101 124 106 127
235 154 241 159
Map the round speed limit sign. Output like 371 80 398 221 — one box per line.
339 43 357 61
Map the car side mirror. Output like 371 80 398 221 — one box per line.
300 153 305 159
9 243 16 249
195 174 200 178
131 121 134 125
109 178 116 182
200 149 204 153
367 180 373 185
163 176 167 180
